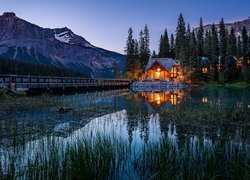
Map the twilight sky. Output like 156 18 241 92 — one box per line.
0 0 249 54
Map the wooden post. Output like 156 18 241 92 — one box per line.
10 75 17 92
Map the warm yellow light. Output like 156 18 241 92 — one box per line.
155 94 161 101
170 94 178 105
156 68 161 72
156 100 161 105
202 68 208 74
202 97 208 103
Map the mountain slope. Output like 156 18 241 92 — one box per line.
195 17 250 35
0 12 125 78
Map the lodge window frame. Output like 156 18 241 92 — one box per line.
170 66 178 78
202 67 208 74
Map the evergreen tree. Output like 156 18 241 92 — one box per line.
197 17 204 57
228 29 237 56
204 30 212 57
139 30 145 68
237 36 242 57
219 18 227 70
125 27 135 73
159 29 170 58
158 35 164 57
170 33 175 58
186 24 193 68
224 28 237 82
242 26 249 81
211 24 220 81
152 50 157 58
175 13 188 66
133 39 140 69
140 24 151 69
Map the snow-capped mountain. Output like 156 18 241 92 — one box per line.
0 12 124 78
195 17 250 36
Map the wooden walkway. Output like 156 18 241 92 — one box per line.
0 75 131 92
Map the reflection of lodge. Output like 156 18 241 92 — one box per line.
142 90 184 108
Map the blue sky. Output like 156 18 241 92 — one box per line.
0 0 249 54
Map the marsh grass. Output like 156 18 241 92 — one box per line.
1 132 250 180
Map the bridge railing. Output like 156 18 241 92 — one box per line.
0 74 131 91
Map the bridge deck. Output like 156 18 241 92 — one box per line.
0 75 131 92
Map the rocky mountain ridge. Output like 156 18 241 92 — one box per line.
0 12 124 78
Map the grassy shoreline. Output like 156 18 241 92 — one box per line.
1 135 250 179
203 81 250 88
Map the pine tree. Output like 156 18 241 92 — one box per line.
211 24 219 81
170 34 175 58
140 25 150 69
133 39 140 69
204 30 212 58
219 18 227 70
158 35 164 57
242 26 249 81
186 23 193 68
237 36 242 57
175 13 188 66
242 26 248 63
139 30 145 68
224 28 237 82
197 17 204 57
159 29 170 58
125 27 135 73
152 50 157 58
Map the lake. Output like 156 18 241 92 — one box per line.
1 87 250 179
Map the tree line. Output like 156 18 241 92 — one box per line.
125 14 250 83
0 58 87 77
124 25 151 80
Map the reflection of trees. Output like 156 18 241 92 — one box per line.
124 93 150 143
190 87 250 109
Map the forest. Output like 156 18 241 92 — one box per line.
125 14 250 83
0 58 87 77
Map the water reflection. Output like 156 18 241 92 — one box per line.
1 87 250 177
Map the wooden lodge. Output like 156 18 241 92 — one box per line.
142 58 180 82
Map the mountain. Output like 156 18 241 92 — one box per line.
0 12 125 78
195 17 250 35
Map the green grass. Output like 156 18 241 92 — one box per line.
1 134 250 180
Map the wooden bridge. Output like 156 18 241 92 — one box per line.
0 75 131 93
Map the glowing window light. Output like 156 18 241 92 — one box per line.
170 94 178 105
202 97 208 103
202 68 208 74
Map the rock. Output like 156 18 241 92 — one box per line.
131 81 189 92
58 107 73 114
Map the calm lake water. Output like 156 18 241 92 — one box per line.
1 87 250 178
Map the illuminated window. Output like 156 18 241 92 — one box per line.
171 66 178 78
217 64 222 71
170 94 178 105
155 67 161 79
202 67 208 74
202 97 208 103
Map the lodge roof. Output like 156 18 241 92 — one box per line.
145 58 179 71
